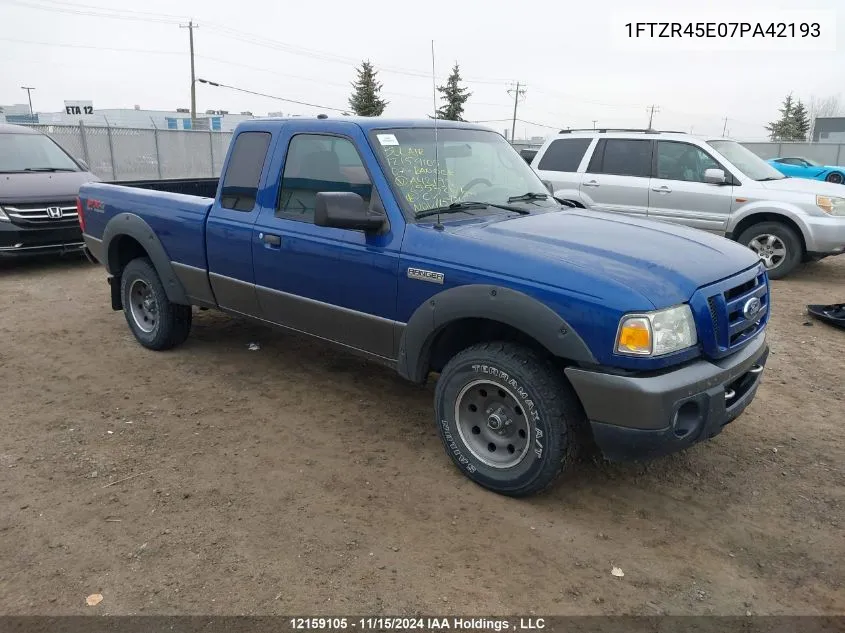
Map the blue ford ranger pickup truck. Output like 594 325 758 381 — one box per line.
78 117 770 497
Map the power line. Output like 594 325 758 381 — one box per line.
0 36 183 55
4 0 183 24
9 0 512 85
9 0 188 20
197 78 348 113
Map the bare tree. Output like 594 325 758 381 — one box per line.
808 94 844 140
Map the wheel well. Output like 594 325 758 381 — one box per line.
425 318 562 375
730 213 807 254
108 234 148 275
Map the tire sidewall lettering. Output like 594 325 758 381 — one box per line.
437 359 551 488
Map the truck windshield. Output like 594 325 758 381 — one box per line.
369 127 557 217
707 140 785 181
0 132 81 173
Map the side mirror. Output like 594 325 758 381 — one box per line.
77 158 89 171
542 180 555 194
315 191 385 232
704 168 727 185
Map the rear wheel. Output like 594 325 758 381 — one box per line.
434 341 586 497
737 221 802 280
825 171 844 184
120 257 192 350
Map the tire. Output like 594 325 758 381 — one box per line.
120 257 192 350
825 171 844 184
434 341 586 497
737 221 802 280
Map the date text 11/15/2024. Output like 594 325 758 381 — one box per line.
289 618 548 631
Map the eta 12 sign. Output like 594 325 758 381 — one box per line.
64 100 94 115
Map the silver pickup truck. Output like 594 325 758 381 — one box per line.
529 129 845 279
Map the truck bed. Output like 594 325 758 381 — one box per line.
80 179 215 271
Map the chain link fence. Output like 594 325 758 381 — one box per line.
26 123 233 182
24 123 845 182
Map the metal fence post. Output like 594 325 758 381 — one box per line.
105 122 117 181
208 131 215 177
153 129 163 179
78 120 91 167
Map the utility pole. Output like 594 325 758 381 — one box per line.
722 116 728 137
646 104 660 129
21 86 35 116
507 82 527 143
180 20 199 121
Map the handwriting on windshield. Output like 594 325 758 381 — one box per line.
383 145 455 212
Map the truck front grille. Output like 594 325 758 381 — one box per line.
694 264 769 359
3 202 79 227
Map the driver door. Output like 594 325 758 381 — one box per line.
251 127 403 360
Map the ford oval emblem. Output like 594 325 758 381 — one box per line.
743 297 762 320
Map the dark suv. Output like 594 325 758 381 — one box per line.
0 123 99 258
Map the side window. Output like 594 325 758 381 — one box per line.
657 141 721 183
276 134 372 222
536 138 592 172
591 139 653 177
219 132 272 211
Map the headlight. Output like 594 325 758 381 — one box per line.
0 207 10 222
616 304 697 356
816 195 845 216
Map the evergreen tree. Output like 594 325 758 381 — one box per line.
434 63 472 121
792 100 810 141
348 60 388 117
766 93 796 140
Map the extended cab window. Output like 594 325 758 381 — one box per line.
219 131 272 212
656 141 720 183
277 134 372 222
536 138 592 172
587 139 652 178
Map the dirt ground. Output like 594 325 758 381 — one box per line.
0 253 843 616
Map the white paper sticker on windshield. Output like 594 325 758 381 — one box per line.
376 133 399 146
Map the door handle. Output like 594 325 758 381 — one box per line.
583 180 600 187
260 232 281 247
651 185 672 193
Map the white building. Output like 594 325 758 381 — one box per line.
1 104 256 132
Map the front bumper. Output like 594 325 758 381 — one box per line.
564 333 769 462
0 222 84 257
803 214 845 256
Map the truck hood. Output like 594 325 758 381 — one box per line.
452 209 760 307
759 176 845 197
0 171 100 204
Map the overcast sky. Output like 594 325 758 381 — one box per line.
1 0 843 140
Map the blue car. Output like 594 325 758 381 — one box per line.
767 156 845 184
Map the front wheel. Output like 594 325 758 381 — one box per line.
737 221 802 280
434 342 586 497
120 257 192 350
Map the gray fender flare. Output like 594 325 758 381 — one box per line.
102 212 190 305
397 284 596 383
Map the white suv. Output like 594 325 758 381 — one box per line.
529 129 845 279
